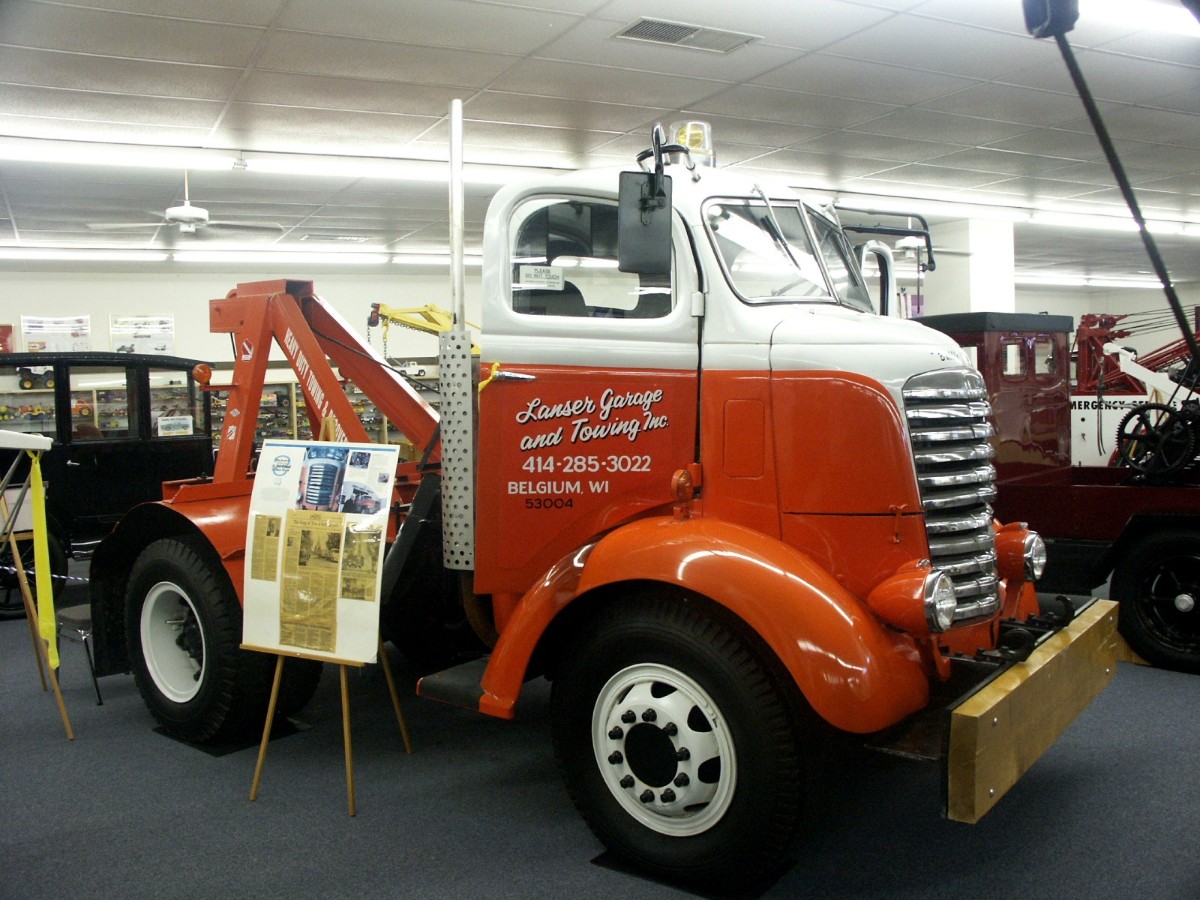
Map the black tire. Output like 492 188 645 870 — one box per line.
276 658 323 719
125 536 275 742
1112 530 1200 674
550 594 805 892
0 531 68 620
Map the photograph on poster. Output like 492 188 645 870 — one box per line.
242 439 399 664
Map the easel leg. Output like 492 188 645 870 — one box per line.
44 648 74 741
250 655 285 801
10 531 48 692
378 640 412 754
341 665 356 816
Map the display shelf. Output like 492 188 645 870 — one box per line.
0 387 57 436
208 368 440 449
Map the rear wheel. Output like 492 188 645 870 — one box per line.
1112 530 1200 674
0 531 68 620
126 537 281 742
551 594 805 892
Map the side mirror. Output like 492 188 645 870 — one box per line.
618 170 673 275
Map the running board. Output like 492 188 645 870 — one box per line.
417 656 489 711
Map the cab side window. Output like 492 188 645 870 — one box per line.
510 197 673 319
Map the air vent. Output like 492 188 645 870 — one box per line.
613 18 758 54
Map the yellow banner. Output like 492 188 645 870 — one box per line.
27 450 58 670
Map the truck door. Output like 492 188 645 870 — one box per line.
474 193 700 596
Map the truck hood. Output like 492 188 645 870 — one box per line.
768 307 971 398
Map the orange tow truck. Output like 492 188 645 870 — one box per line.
86 122 1115 890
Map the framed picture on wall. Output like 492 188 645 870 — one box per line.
110 315 174 355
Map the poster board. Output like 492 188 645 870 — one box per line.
110 314 174 355
242 439 399 664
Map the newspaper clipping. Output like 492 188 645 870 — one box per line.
242 440 399 664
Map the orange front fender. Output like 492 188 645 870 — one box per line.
480 515 931 733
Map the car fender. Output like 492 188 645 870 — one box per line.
481 515 930 733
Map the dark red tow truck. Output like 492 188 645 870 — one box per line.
920 312 1200 674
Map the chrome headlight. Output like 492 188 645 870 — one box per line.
1024 532 1047 581
923 570 958 633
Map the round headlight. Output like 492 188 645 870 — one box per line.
923 570 958 633
1024 532 1047 581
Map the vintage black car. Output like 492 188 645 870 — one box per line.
0 352 213 617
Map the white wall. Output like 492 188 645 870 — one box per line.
0 265 483 367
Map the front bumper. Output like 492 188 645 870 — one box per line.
946 599 1119 822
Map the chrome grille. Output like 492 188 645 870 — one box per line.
904 368 999 622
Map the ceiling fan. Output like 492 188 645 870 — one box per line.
87 170 285 243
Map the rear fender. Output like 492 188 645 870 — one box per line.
481 516 930 733
89 493 250 676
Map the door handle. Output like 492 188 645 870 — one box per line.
66 460 81 467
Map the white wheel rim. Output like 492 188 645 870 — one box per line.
140 580 206 703
591 663 736 837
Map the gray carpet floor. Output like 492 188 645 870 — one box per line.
3 586 1198 899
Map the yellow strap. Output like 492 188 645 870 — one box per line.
478 362 500 392
27 450 58 670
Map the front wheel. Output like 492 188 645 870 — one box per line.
551 595 805 892
1112 530 1200 674
126 536 276 742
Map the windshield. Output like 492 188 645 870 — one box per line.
704 197 829 302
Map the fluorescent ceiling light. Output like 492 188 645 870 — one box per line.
392 253 483 267
1030 212 1189 235
0 137 236 171
0 248 169 262
1082 0 1200 35
173 251 389 265
1015 273 1162 289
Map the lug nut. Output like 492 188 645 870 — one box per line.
608 726 624 740
608 751 623 764
621 710 636 724
676 747 690 761
620 775 634 789
660 789 676 803
639 790 654 804
641 709 657 723
663 722 677 736
674 773 689 787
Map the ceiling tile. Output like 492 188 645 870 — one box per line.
489 58 729 108
592 0 895 50
852 107 1033 145
0 0 267 67
1000 49 1200 105
753 53 979 105
0 48 244 102
256 32 517 87
820 14 1050 81
237 72 462 117
463 91 667 132
920 82 1090 128
793 129 960 163
45 0 286 26
276 0 582 53
690 85 894 129
534 17 802 81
